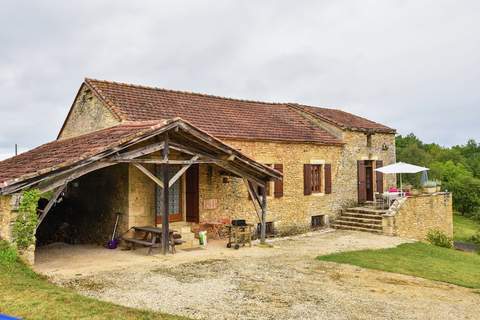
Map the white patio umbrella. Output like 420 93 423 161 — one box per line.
375 162 429 193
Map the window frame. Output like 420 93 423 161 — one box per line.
310 164 323 194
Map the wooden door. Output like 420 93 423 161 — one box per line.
186 164 200 223
357 160 367 203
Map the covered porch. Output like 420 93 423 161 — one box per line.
0 118 281 263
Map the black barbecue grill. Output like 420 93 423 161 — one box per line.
226 220 253 249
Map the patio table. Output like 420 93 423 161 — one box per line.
123 226 177 255
383 192 403 207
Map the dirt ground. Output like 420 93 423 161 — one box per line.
35 230 480 320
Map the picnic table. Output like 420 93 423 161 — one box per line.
122 226 177 255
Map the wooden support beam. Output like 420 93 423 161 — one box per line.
36 183 67 232
169 143 196 156
243 178 262 222
132 163 164 188
110 142 165 160
168 155 199 188
105 158 217 165
260 182 267 244
161 133 170 255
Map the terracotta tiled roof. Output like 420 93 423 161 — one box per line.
84 79 343 145
290 104 396 133
0 121 166 187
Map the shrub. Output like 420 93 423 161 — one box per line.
12 189 41 249
426 229 453 248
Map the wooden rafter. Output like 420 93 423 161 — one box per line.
110 141 165 160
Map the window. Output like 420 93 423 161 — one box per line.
311 164 323 193
155 165 182 222
311 215 325 228
304 163 332 195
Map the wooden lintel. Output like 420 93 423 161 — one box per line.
104 158 217 165
133 163 164 189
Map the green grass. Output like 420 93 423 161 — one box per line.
318 242 480 289
453 213 480 243
0 242 187 320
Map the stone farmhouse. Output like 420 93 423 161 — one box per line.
0 79 452 262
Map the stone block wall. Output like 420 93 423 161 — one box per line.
58 85 120 140
383 193 453 240
0 195 13 241
198 135 396 234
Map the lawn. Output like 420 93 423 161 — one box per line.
0 242 187 320
318 242 480 289
453 214 480 243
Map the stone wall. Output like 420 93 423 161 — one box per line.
122 134 396 236
59 85 120 139
0 195 13 241
128 163 156 228
382 193 453 240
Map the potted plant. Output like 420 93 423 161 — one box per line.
422 180 437 194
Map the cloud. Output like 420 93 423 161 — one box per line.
0 0 479 160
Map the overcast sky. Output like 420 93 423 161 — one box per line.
1 1 479 160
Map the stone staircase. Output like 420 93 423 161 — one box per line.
170 223 200 249
332 206 387 234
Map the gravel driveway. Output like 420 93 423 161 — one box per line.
36 230 480 320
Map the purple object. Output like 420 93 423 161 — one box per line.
107 238 119 249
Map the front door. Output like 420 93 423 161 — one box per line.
155 165 183 223
357 160 374 203
365 162 374 201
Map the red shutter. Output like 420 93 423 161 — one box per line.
324 164 332 194
357 160 367 203
274 163 283 198
376 160 384 194
304 164 312 195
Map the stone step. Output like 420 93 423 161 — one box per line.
333 220 382 230
346 207 387 215
336 216 382 225
180 232 196 241
340 212 383 220
332 224 383 233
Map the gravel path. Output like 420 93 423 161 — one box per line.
36 230 480 320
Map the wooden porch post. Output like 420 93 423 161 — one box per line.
161 134 170 255
260 181 267 244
